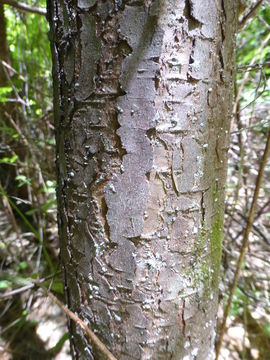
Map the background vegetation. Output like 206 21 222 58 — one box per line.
0 1 269 359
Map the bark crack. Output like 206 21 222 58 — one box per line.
184 0 201 31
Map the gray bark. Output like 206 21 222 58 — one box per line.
47 0 237 359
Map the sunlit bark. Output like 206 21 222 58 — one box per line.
47 0 237 358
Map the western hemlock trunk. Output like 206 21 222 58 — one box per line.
47 0 237 358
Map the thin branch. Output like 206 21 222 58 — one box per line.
239 0 264 29
41 286 118 360
1 191 28 261
234 210 270 245
2 64 26 106
238 286 259 303
1 0 46 16
237 61 270 71
258 14 270 30
1 60 53 98
231 32 270 130
1 193 22 246
237 65 267 114
1 275 117 360
0 271 61 299
1 60 26 81
255 198 270 218
4 111 46 189
216 129 270 359
0 185 55 273
226 208 270 246
231 118 270 135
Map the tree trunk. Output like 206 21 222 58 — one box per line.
47 0 237 358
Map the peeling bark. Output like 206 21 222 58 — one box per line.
47 0 237 358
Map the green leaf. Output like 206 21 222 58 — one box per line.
50 282 64 294
47 138 56 145
35 108 42 116
42 198 57 212
25 198 56 216
0 126 17 138
15 175 31 187
19 261 28 270
49 333 69 355
9 276 32 287
0 154 18 164
0 280 10 289
46 180 56 188
0 86 13 102
44 180 56 194
264 323 270 335
0 86 12 95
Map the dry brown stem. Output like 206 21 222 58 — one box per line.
0 0 46 16
41 287 118 360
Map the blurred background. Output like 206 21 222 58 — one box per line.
0 0 269 359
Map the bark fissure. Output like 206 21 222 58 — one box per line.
184 0 201 32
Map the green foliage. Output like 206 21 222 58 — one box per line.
263 323 270 335
237 5 270 66
0 280 10 289
0 125 18 138
210 184 223 289
0 86 13 102
237 5 270 115
49 333 70 355
0 0 56 275
229 287 250 318
0 154 18 164
15 174 31 187
5 2 52 113
0 4 61 355
50 281 64 295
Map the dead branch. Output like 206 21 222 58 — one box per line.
1 0 46 16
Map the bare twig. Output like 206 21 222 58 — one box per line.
224 97 244 241
258 14 270 30
255 198 270 218
239 0 264 29
1 194 21 245
0 0 46 16
216 129 270 359
2 64 27 106
0 187 55 273
0 271 61 299
231 32 270 130
4 111 46 189
237 61 270 71
231 118 270 135
41 286 118 360
238 66 266 114
234 210 269 245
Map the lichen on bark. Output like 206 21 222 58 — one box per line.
210 183 224 290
